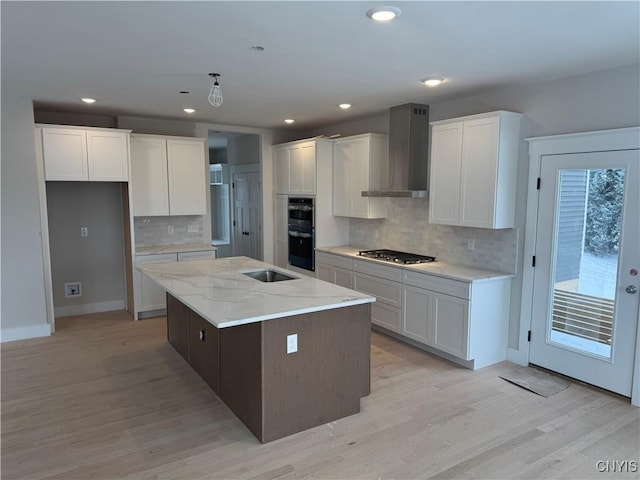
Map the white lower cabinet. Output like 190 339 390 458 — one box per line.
353 260 402 333
371 302 402 333
403 284 470 359
316 250 511 369
316 251 354 289
432 293 469 359
402 284 432 344
135 249 216 318
135 253 177 315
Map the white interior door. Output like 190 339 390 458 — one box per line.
530 149 639 397
232 171 261 259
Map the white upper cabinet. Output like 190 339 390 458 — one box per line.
86 130 130 181
429 111 522 229
333 133 388 219
130 134 206 217
167 138 207 215
130 136 170 216
273 140 316 195
41 126 130 182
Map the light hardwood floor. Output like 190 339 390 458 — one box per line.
1 311 638 479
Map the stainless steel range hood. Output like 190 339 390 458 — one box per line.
362 103 429 198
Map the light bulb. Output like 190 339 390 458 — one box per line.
208 83 223 107
422 77 444 87
366 6 401 22
208 74 223 107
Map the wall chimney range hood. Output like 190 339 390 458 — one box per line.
362 103 429 198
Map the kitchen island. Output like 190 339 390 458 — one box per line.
137 256 375 443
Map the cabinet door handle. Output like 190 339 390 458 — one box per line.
199 329 206 342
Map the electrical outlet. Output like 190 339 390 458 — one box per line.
286 334 298 354
80 227 88 237
467 239 476 251
64 282 82 297
168 225 174 234
187 224 199 233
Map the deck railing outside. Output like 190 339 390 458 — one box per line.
552 289 614 345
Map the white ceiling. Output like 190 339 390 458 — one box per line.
2 1 639 130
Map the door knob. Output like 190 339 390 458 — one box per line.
199 329 206 341
626 285 638 294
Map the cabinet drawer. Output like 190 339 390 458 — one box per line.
371 302 402 333
354 259 402 282
403 271 470 299
178 250 216 261
316 251 353 270
354 272 402 308
135 253 178 264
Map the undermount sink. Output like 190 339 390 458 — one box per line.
242 269 298 283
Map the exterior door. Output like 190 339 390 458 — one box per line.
232 171 261 260
530 149 639 396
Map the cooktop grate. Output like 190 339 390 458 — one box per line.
358 249 436 265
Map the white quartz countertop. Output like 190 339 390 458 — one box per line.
316 246 514 282
136 243 217 255
137 256 375 328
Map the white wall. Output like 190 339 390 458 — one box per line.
228 134 260 165
1 94 50 340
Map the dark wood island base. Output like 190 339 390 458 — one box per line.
167 293 371 443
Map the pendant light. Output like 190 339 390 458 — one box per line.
208 73 223 107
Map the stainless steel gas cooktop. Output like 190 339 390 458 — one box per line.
358 249 436 265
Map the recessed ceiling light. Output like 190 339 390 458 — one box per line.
339 104 352 110
366 6 401 22
81 98 96 104
183 108 196 114
421 77 445 87
284 119 295 124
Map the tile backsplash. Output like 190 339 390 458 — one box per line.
134 216 204 247
349 198 518 273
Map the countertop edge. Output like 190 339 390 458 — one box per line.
214 297 376 328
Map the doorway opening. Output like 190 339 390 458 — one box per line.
207 131 262 260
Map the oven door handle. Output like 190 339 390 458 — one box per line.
288 230 312 239
288 205 313 212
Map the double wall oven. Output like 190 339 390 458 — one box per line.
288 197 314 271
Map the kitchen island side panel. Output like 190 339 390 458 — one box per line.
188 309 220 394
260 303 371 443
219 322 264 440
166 293 189 361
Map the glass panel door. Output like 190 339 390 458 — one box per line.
530 150 639 397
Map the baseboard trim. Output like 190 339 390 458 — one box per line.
54 300 125 318
372 324 475 370
1 324 52 343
